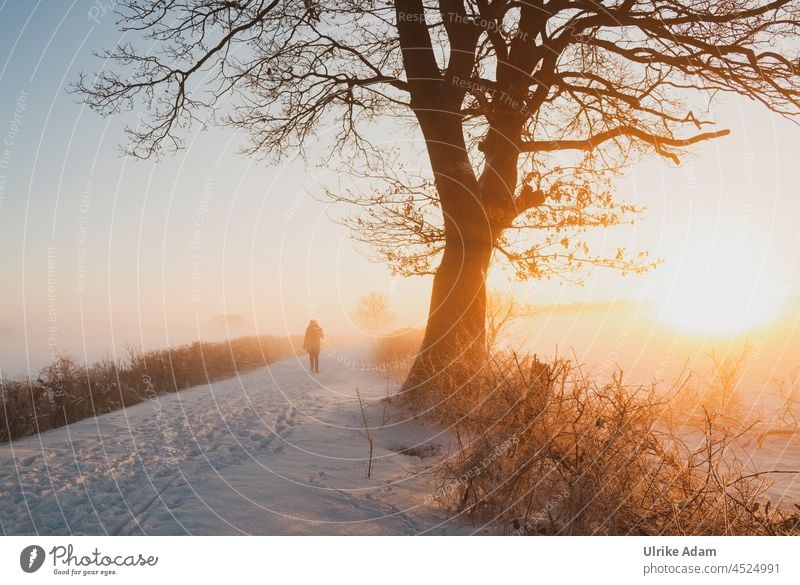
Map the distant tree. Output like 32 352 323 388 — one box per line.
355 292 395 336
74 1 800 391
486 290 538 353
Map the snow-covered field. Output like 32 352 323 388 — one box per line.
3 343 796 537
0 348 480 535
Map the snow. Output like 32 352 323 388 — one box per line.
0 347 480 535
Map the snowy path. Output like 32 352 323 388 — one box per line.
0 348 477 535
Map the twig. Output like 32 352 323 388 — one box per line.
356 388 374 478
736 470 800 481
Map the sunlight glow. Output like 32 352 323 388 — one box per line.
653 229 784 338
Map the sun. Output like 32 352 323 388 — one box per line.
651 229 783 339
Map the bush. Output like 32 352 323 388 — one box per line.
372 328 424 380
420 352 800 535
0 335 294 443
667 348 755 431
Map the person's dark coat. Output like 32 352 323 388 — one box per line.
303 321 324 353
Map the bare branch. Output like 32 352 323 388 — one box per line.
521 126 732 164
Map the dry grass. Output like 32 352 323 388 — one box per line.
0 335 294 443
772 367 800 431
667 348 756 431
409 352 800 535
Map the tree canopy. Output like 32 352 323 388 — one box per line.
75 1 800 378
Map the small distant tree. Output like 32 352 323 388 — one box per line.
355 292 395 336
486 290 538 353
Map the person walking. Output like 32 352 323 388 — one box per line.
303 320 324 373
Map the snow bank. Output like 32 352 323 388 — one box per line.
0 348 480 535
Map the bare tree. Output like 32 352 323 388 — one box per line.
73 1 800 391
355 291 395 335
486 290 538 353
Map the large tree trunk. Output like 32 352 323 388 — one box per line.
397 114 519 395
403 234 492 394
401 121 495 393
394 0 495 395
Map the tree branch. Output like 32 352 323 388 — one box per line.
520 126 731 164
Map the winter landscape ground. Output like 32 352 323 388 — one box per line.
0 345 482 536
